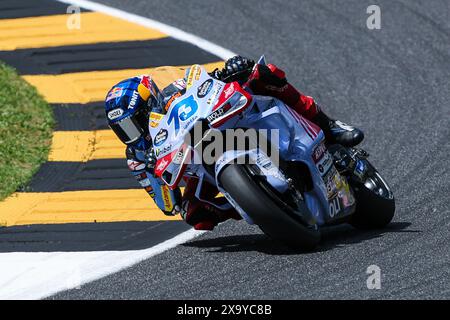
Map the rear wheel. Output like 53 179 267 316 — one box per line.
218 163 321 250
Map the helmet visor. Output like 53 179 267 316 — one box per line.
110 114 144 144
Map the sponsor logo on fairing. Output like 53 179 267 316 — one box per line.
197 79 213 98
182 115 199 131
312 142 333 176
329 196 341 218
154 129 168 146
155 144 173 157
207 103 230 124
167 95 199 134
324 170 338 198
173 149 184 165
164 92 182 112
186 65 201 88
207 83 223 105
149 112 164 128
156 157 169 172
223 83 235 99
312 143 327 163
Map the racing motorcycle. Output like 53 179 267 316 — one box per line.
150 56 395 250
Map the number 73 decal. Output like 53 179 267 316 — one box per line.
167 95 198 134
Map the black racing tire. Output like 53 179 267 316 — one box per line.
218 163 321 251
349 172 395 230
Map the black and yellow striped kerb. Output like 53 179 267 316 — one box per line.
0 0 222 249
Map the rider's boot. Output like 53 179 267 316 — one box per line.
181 178 242 231
187 198 242 231
311 108 364 147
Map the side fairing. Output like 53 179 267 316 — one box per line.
214 96 355 225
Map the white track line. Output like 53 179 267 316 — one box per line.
0 0 236 299
0 229 205 299
56 0 236 60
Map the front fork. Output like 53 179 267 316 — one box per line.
328 145 372 183
329 145 394 201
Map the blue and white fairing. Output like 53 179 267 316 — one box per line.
214 95 356 226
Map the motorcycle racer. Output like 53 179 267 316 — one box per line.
104 56 364 230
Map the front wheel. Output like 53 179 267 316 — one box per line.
349 171 395 229
218 163 321 250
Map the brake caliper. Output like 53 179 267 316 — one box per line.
329 146 372 183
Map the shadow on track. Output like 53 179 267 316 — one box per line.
183 222 419 255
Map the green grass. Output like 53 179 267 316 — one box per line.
0 62 54 200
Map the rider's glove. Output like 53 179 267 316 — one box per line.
220 55 255 83
208 68 223 80
165 204 182 216
145 147 157 174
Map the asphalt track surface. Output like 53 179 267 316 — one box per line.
47 0 450 299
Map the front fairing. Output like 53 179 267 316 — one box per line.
149 65 226 188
